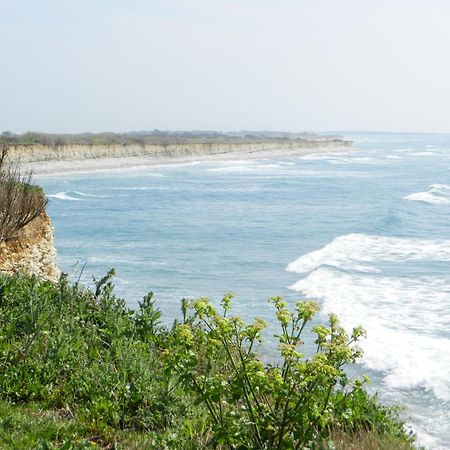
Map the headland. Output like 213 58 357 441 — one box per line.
2 131 352 175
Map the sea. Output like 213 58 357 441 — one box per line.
39 133 450 449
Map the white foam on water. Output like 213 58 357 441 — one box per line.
258 163 282 169
276 169 369 178
47 190 117 200
208 165 260 173
404 184 450 205
299 154 332 161
211 159 256 165
412 428 446 450
327 159 349 165
47 191 81 201
327 156 376 165
405 192 450 205
432 183 450 190
207 163 282 173
290 268 450 399
412 151 439 156
409 412 450 450
111 186 176 191
72 191 112 198
350 156 375 162
300 152 361 163
286 233 450 274
287 233 450 446
89 256 168 266
145 173 167 177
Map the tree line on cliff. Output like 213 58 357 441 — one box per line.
0 130 340 148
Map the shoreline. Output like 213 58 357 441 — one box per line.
24 145 353 177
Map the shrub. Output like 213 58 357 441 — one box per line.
0 143 47 242
0 272 413 448
165 295 410 449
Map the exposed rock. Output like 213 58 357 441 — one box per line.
7 139 351 164
0 138 351 282
0 210 59 282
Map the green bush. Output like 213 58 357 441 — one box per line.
0 272 414 449
164 295 410 448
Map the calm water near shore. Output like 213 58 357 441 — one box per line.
39 133 450 449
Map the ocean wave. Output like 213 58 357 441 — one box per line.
88 256 168 266
287 233 450 402
299 154 332 161
404 184 450 205
47 190 113 200
72 191 112 198
290 268 450 334
208 166 257 173
350 156 375 162
110 186 176 191
326 156 376 165
287 230 450 401
412 151 440 156
207 163 282 173
300 152 368 164
286 233 450 274
289 267 450 401
47 191 81 201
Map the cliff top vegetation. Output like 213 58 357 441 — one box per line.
0 130 347 147
0 143 47 242
0 270 414 449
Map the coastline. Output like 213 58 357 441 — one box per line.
23 145 353 177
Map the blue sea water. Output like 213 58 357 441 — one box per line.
39 133 450 449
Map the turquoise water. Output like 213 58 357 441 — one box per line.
40 133 450 449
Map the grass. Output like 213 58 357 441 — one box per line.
330 429 415 450
0 272 415 449
0 401 415 450
0 401 173 449
0 401 91 449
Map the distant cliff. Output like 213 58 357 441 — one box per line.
7 138 352 163
0 210 59 282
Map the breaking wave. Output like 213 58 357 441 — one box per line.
287 233 450 402
47 191 81 201
404 184 450 205
47 190 113 201
286 233 450 274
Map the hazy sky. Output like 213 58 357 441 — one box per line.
1 0 450 133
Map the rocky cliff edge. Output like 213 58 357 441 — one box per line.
0 210 60 282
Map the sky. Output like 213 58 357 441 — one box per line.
1 0 450 134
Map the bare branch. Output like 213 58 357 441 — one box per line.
0 144 47 242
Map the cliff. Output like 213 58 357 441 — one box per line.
0 210 59 282
0 137 350 280
7 138 351 164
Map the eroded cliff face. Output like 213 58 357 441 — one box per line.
0 210 59 282
7 139 351 163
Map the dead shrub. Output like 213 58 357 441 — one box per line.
0 143 47 242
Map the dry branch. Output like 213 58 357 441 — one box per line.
0 144 47 242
